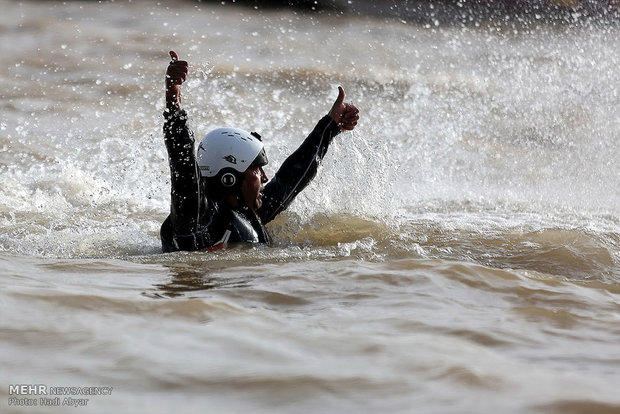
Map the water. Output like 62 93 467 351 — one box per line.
1 1 619 413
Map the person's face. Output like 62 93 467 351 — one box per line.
241 166 268 210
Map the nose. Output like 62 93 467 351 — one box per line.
259 167 268 183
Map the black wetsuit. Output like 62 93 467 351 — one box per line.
160 109 341 252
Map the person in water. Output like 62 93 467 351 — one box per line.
160 51 359 252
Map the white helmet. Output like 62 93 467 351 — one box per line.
197 127 268 190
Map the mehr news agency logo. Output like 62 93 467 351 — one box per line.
7 384 113 408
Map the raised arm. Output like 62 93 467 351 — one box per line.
258 87 360 224
163 51 200 249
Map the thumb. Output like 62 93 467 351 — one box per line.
169 50 179 62
334 86 345 107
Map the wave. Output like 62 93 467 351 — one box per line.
1 198 618 282
267 210 620 281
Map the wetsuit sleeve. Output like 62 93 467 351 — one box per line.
258 115 341 224
163 109 200 249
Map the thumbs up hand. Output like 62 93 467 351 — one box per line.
165 50 189 111
328 86 359 131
